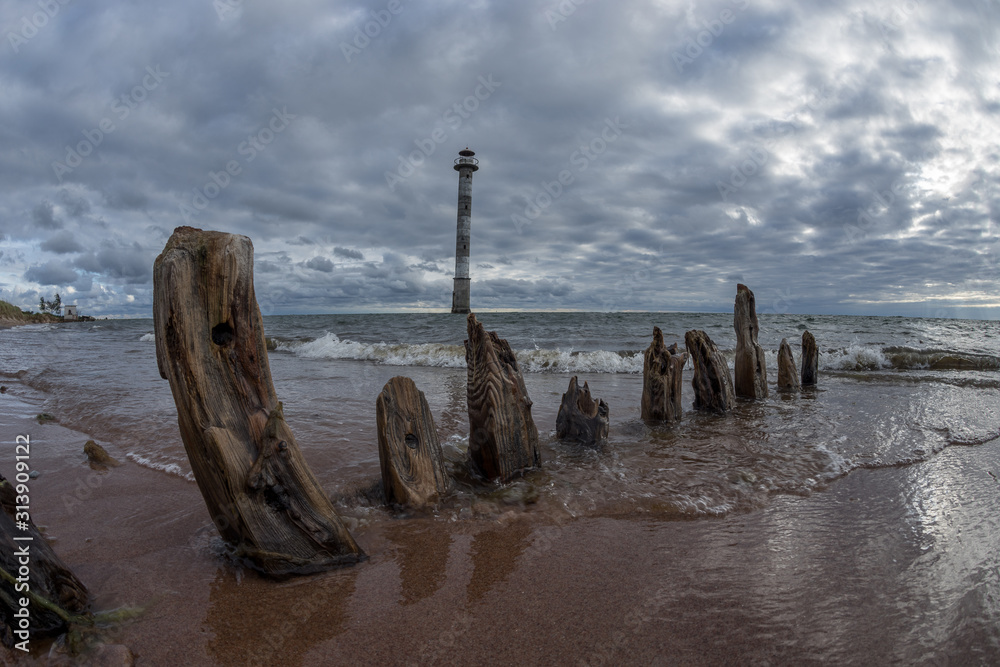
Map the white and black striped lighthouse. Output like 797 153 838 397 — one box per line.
451 148 478 314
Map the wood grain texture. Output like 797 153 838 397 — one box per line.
641 326 688 422
777 338 801 391
734 284 768 399
685 329 735 414
556 375 609 445
464 313 540 482
376 376 450 508
153 226 363 577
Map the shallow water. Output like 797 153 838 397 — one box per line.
2 313 996 522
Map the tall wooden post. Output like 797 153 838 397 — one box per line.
464 313 540 481
153 226 363 577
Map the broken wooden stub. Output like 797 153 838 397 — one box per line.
733 284 768 399
465 313 540 482
1 474 90 646
556 375 609 445
801 329 818 386
684 329 735 414
153 226 363 576
777 338 801 392
641 326 688 422
376 376 450 508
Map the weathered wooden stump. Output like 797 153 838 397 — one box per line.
556 376 609 445
376 376 450 508
684 329 735 413
1 474 90 648
801 330 818 386
153 226 363 576
465 313 541 482
641 327 688 422
777 338 800 392
734 284 768 399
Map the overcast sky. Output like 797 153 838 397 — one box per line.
1 0 997 318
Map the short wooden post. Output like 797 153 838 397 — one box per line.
685 329 735 413
376 376 450 507
556 376 609 445
641 327 688 422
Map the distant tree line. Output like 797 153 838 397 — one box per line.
38 293 61 314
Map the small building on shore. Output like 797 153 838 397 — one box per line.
64 305 78 321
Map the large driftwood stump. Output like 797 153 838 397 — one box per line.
641 327 688 422
734 284 768 399
684 329 735 414
556 376 609 445
465 313 540 482
1 474 90 648
376 376 450 508
777 338 800 392
153 226 363 576
801 330 818 386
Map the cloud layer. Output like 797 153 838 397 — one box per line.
2 0 997 317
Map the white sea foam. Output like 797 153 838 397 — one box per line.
281 332 645 373
518 348 644 374
821 343 891 371
139 333 155 342
126 451 195 481
281 332 467 368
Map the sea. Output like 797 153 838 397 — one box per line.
2 312 997 515
2 311 1000 661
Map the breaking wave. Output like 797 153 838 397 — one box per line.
272 332 998 375
126 452 195 482
277 332 644 373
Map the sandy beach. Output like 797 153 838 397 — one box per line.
4 364 999 665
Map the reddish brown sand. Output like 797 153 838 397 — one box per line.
3 385 999 665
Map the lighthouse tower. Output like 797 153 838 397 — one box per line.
451 148 478 314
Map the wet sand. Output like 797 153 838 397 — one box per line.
3 383 1000 665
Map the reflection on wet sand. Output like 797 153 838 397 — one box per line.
467 519 533 603
384 519 453 606
206 564 359 666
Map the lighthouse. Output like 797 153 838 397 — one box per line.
451 148 478 314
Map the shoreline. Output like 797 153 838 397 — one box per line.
3 375 1000 664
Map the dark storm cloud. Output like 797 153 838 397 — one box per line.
0 0 996 317
31 201 61 230
40 230 84 254
304 256 334 272
24 260 78 286
334 246 364 260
